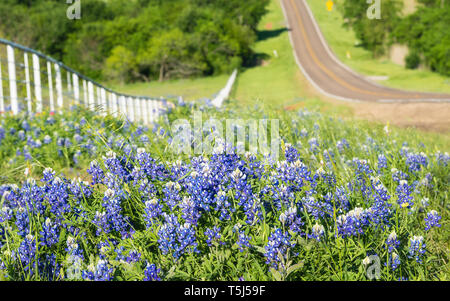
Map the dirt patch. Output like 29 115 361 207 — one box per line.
389 44 409 67
288 70 450 134
265 22 273 30
402 0 418 15
348 102 450 133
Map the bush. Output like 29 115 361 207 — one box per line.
405 52 421 69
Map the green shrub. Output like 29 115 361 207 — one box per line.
405 52 421 69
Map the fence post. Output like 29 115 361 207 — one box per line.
67 71 72 94
119 95 126 118
108 92 113 115
0 60 3 114
47 61 55 113
101 88 107 115
96 86 101 110
88 81 95 110
83 80 87 107
24 53 32 115
112 93 118 117
141 98 148 124
127 97 134 122
73 73 80 104
155 100 160 119
149 100 155 122
7 45 18 115
147 99 153 123
32 53 43 114
55 64 63 112
135 98 141 122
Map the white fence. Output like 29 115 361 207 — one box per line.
0 38 170 124
212 69 237 108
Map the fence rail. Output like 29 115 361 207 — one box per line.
0 38 171 124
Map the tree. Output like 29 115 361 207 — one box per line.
139 29 204 81
105 46 138 83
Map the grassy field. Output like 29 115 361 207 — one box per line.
306 0 450 94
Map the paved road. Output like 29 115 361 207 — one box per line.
280 0 450 103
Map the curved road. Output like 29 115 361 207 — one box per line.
280 0 450 103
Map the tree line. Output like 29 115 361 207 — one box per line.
340 0 449 76
0 0 269 82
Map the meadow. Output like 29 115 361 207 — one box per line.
0 101 448 281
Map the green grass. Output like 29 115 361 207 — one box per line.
109 74 230 102
306 0 450 94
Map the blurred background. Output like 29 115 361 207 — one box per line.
0 0 449 133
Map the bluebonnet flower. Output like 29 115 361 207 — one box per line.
0 127 5 145
385 231 400 253
15 206 30 237
42 167 55 183
87 160 104 185
18 130 25 141
82 260 113 281
43 135 52 144
386 252 401 271
143 263 161 281
126 250 141 263
308 223 325 241
236 229 252 252
162 182 182 210
336 207 371 238
391 168 408 183
66 236 84 261
40 218 60 247
308 138 319 152
302 195 333 220
264 228 294 269
424 210 441 231
396 180 414 209
73 134 83 144
408 236 426 263
336 139 349 153
279 206 304 234
284 144 300 163
18 234 36 272
0 205 13 223
204 226 223 247
158 214 198 259
0 226 4 248
21 120 30 131
334 186 350 213
300 128 308 137
214 190 234 221
404 151 428 172
369 181 393 228
101 188 132 238
144 198 163 228
38 253 61 280
180 196 201 225
93 211 110 235
377 154 387 170
435 151 449 166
